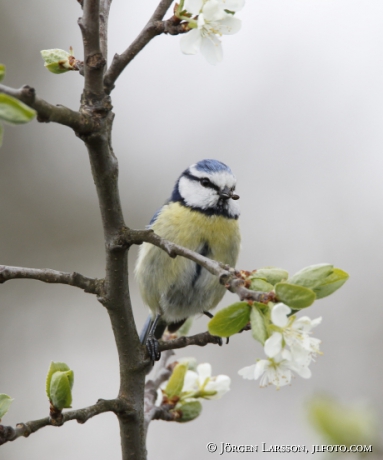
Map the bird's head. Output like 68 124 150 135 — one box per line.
171 159 240 219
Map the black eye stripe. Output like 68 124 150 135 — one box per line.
183 172 220 192
200 178 219 192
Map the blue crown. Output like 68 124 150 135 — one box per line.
194 159 232 175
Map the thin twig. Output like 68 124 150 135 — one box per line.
0 265 103 295
158 331 224 352
121 228 276 304
151 406 179 421
0 84 94 133
104 0 175 93
0 399 130 446
144 350 174 430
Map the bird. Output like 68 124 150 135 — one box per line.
135 159 241 361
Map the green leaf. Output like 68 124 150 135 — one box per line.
289 264 334 289
313 268 349 299
250 306 267 344
275 282 316 309
0 394 13 420
165 363 188 398
49 370 74 410
0 123 3 148
40 49 73 74
249 278 274 292
46 361 70 398
0 94 36 124
175 400 202 423
208 302 251 337
250 268 289 285
0 64 5 82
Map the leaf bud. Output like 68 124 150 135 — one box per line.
174 400 202 423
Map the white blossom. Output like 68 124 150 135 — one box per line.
265 303 322 359
181 0 243 65
182 363 231 399
238 350 311 389
239 303 322 389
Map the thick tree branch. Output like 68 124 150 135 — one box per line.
0 265 103 295
0 84 94 133
100 0 113 62
0 399 130 446
103 0 189 93
121 228 276 304
79 0 106 98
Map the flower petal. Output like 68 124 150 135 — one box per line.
182 370 199 392
180 29 202 55
294 365 312 379
264 332 283 357
253 360 268 379
238 364 257 380
271 303 291 327
197 363 212 387
217 15 242 35
204 375 231 399
202 0 226 21
200 35 223 65
184 0 204 15
217 0 245 11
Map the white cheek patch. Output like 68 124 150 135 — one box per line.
178 176 219 209
227 199 240 218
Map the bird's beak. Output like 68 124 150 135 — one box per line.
219 186 240 200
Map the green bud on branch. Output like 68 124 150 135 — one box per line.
0 394 13 421
46 361 74 410
40 48 81 74
174 400 202 423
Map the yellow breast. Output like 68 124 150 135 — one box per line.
152 202 240 262
135 202 241 316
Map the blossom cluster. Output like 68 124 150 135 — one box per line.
179 0 245 64
238 303 322 389
156 361 230 421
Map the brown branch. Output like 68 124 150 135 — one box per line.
100 0 113 62
121 227 276 304
0 399 130 446
151 406 179 421
103 0 186 94
0 264 103 295
79 0 106 98
0 84 94 133
144 350 174 430
158 331 224 352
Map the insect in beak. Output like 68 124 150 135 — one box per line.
219 186 240 200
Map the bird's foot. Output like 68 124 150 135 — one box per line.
210 335 230 346
239 322 251 333
146 336 161 362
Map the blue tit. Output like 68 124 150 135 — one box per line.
135 159 241 360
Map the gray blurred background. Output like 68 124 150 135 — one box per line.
1 0 382 459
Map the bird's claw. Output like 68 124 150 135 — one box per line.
146 337 161 362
